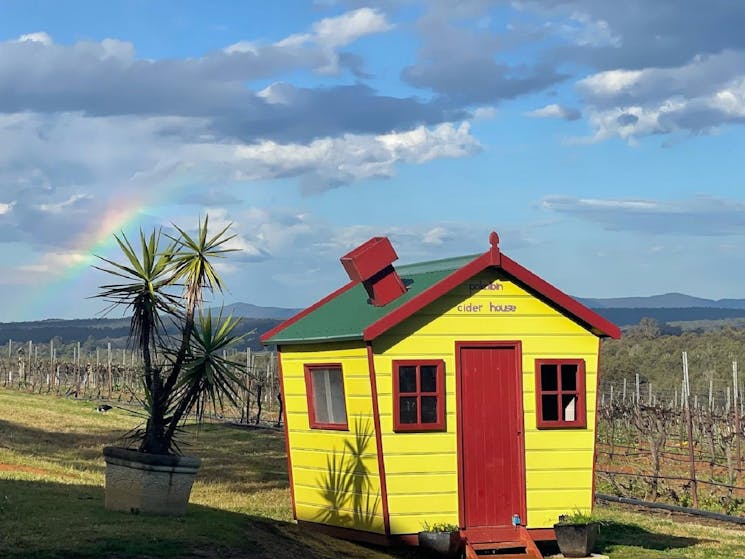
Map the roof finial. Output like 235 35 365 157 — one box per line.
488 231 502 265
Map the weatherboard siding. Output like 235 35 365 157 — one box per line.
280 341 385 533
372 270 599 533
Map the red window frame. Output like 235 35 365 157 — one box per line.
393 359 446 432
304 363 349 431
535 359 587 429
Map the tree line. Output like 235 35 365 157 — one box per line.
601 318 745 395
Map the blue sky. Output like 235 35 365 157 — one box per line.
1 0 745 321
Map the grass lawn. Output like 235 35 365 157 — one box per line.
1 389 744 558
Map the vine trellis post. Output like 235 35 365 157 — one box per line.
682 351 699 508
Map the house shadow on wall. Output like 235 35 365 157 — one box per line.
317 416 381 531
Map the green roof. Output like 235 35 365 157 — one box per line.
264 254 478 344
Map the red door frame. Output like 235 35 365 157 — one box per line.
455 341 527 530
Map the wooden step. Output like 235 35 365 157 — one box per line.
464 541 540 558
463 525 544 559
470 540 526 551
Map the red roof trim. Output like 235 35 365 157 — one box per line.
363 252 491 341
260 280 358 343
500 254 621 339
363 248 620 341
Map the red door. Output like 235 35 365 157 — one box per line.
457 342 526 529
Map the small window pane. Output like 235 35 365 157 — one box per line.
421 396 438 423
542 394 559 421
328 371 347 424
561 364 578 391
399 366 417 393
420 365 437 393
540 364 558 391
562 394 577 422
400 397 417 424
311 371 330 423
311 368 346 425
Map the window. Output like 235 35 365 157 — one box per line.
304 364 348 430
535 359 586 429
393 360 445 431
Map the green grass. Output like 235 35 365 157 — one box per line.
591 505 745 558
1 389 744 558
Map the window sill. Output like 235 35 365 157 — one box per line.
536 421 587 430
309 422 349 431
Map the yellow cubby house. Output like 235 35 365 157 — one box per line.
261 232 619 557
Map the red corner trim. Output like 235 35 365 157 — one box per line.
276 347 297 520
366 343 391 536
591 337 601 511
260 280 358 343
499 254 621 339
363 253 491 341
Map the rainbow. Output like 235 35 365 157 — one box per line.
15 169 203 321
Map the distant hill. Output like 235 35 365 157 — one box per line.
574 293 745 327
578 292 745 310
218 302 300 320
591 307 745 327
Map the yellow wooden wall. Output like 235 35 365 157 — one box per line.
280 341 385 533
371 269 600 534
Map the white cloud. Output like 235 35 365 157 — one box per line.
0 250 92 285
221 122 480 187
542 195 745 236
297 7 392 48
376 122 479 164
422 226 451 245
227 8 392 74
576 50 745 141
472 106 497 120
567 12 621 48
17 32 52 45
525 103 581 121
0 201 15 215
37 193 92 214
578 69 644 99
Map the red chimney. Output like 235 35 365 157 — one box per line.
340 237 407 306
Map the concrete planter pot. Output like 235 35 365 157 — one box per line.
553 521 599 558
103 446 201 515
417 531 461 558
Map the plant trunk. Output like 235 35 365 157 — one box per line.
138 318 169 454
158 292 198 453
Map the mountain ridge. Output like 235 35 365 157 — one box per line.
577 292 745 310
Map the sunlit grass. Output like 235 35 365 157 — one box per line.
592 504 745 558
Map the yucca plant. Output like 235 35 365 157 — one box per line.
95 215 244 455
